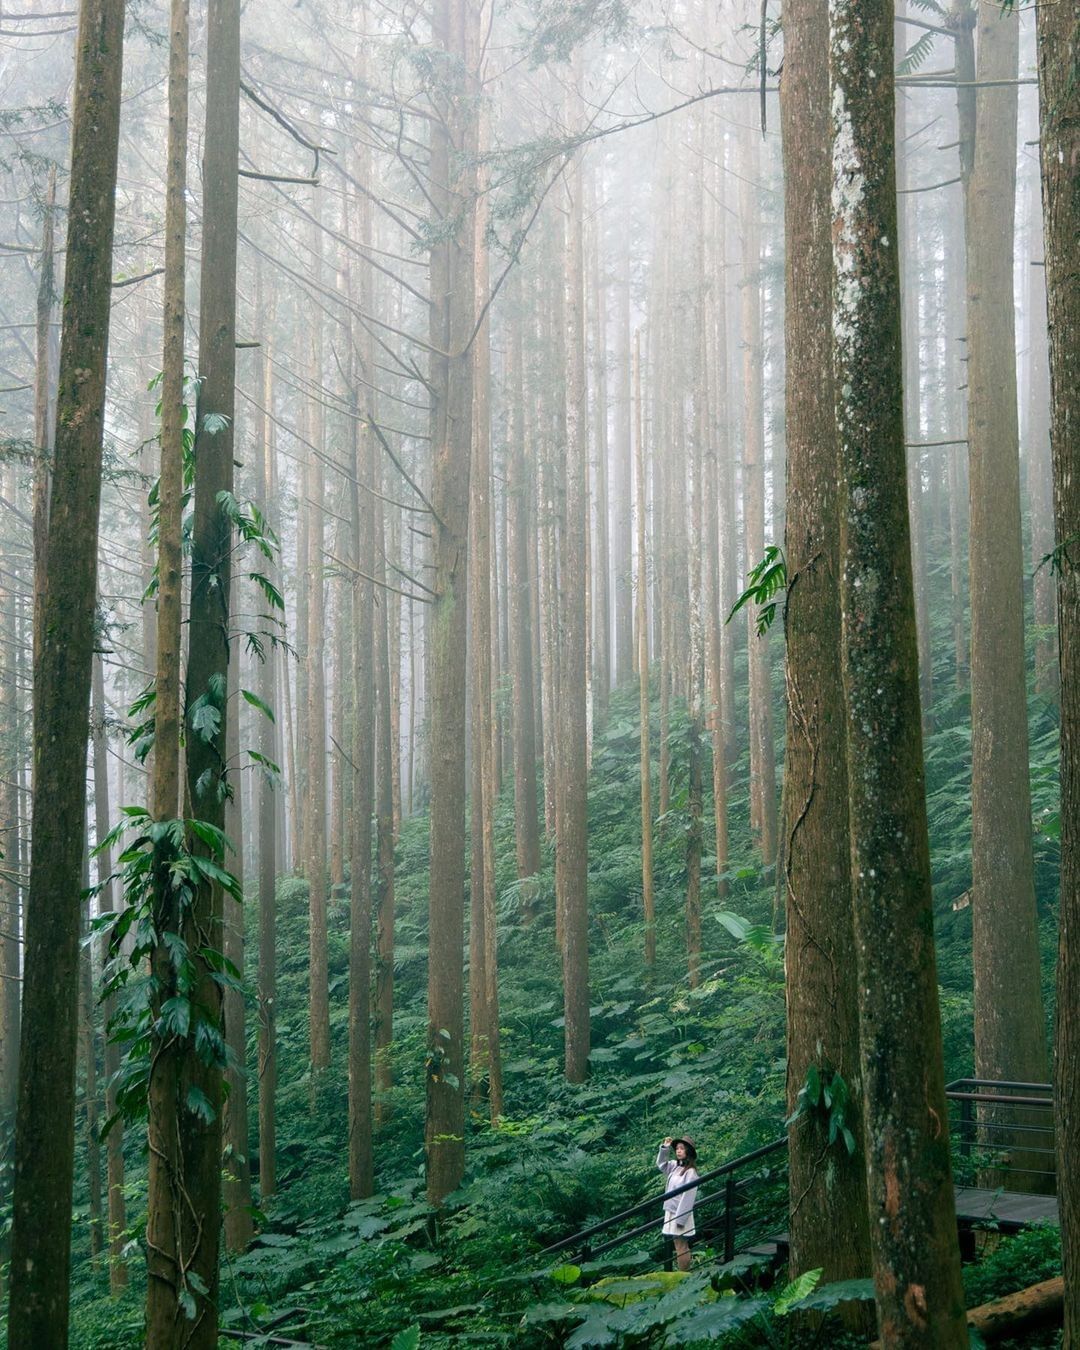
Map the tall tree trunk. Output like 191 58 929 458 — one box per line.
830 2 967 1340
306 232 330 1069
739 128 777 865
966 1 1050 1108
468 190 500 1118
79 850 103 1262
223 657 252 1250
507 281 541 896
0 463 22 1130
93 656 126 1288
32 168 57 735
590 183 611 731
897 72 933 728
425 0 478 1203
613 233 634 685
557 119 591 1086
1025 178 1055 700
1036 0 1080 1338
634 330 655 971
151 0 241 1339
145 0 194 1331
255 333 277 1202
374 491 396 1127
349 365 375 1199
7 0 125 1341
780 0 870 1290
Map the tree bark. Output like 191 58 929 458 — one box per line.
7 0 124 1341
93 656 126 1288
613 232 634 685
255 330 277 1202
1036 0 1080 1337
557 118 591 1086
780 0 870 1292
966 0 1050 1114
151 0 241 1338
830 0 968 1340
739 126 777 865
507 278 541 895
374 491 396 1127
634 330 655 971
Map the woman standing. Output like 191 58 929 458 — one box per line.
656 1134 698 1271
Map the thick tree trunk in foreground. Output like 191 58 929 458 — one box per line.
7 0 124 1341
780 0 870 1293
829 2 968 1342
966 0 1050 1114
425 0 478 1204
1036 0 1080 1338
148 1 241 1341
145 0 190 1327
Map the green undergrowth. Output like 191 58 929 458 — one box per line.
55 652 1062 1345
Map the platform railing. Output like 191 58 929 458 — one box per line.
944 1079 1055 1194
542 1136 788 1265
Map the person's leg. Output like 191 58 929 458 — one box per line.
673 1237 691 1271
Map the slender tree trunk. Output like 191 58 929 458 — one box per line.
31 168 56 731
255 334 277 1201
739 127 777 865
613 233 634 685
1036 0 1080 1338
79 851 103 1262
830 3 968 1340
780 0 870 1291
145 0 195 1329
151 0 241 1338
1025 181 1055 700
557 119 591 1086
223 657 253 1250
634 330 655 971
349 363 375 1199
0 465 21 1137
966 0 1050 1110
374 490 396 1127
590 185 611 731
306 240 330 1074
7 0 125 1340
93 656 126 1288
507 281 541 896
468 188 501 1118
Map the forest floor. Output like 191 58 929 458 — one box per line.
60 680 1064 1347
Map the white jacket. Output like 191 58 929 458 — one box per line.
656 1145 698 1229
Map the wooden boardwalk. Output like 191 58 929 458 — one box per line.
743 1186 1058 1272
954 1186 1059 1230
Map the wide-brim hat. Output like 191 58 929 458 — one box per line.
671 1135 697 1159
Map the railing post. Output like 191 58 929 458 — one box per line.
724 1175 738 1263
960 1095 973 1163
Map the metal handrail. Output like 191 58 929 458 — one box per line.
542 1136 787 1258
946 1090 1053 1108
946 1079 1052 1094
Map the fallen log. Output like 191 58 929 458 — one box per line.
869 1275 1063 1346
967 1275 1064 1342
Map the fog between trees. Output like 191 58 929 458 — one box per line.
0 0 1078 1345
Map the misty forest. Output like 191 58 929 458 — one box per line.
0 0 1077 1345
